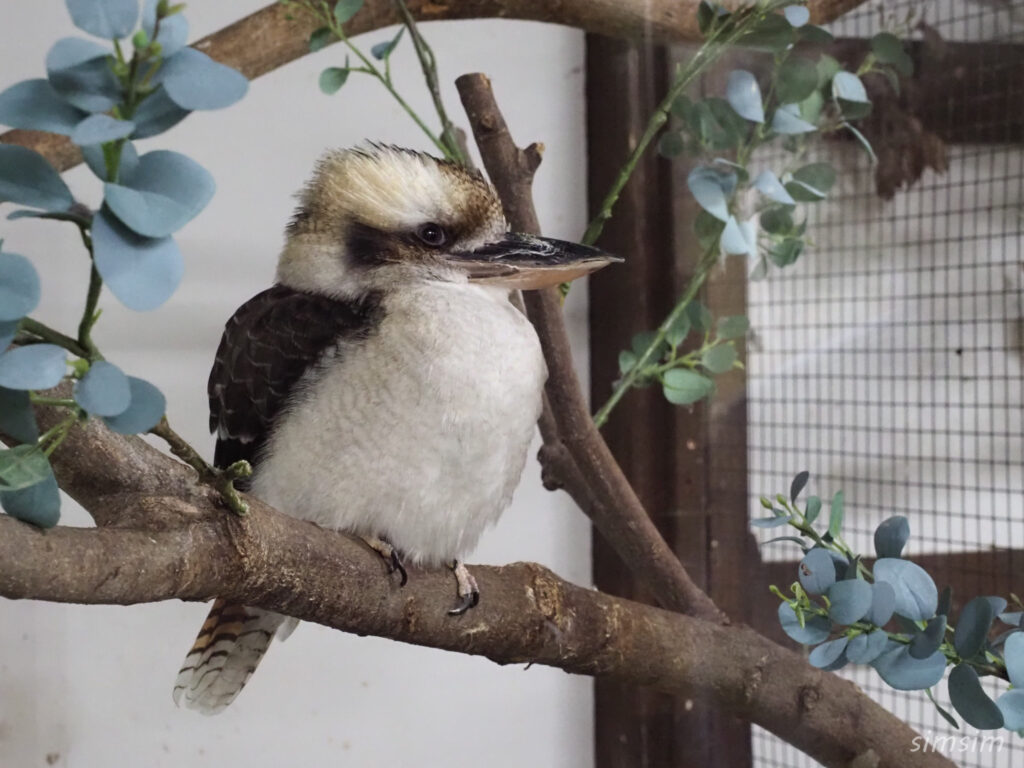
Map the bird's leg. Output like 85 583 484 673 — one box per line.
362 536 408 586
447 560 480 616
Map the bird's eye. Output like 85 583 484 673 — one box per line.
416 222 448 247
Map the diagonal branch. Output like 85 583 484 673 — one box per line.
456 72 723 622
1 0 869 172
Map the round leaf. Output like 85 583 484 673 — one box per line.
776 57 819 105
103 376 165 433
0 344 67 390
687 166 735 222
1004 631 1024 688
910 615 946 659
666 313 691 348
828 579 873 625
866 581 896 626
0 320 17 352
874 515 910 558
92 208 183 311
74 360 131 416
771 104 817 135
809 636 848 668
71 113 135 146
792 163 836 195
156 48 248 111
783 5 810 26
0 145 74 212
0 79 86 135
0 387 39 444
832 71 869 103
948 664 1004 729
799 548 836 595
954 596 995 660
870 32 912 76
81 140 139 182
873 558 938 621
701 343 737 374
778 602 830 645
1 469 60 527
997 689 1024 731
725 70 764 123
0 252 41 321
142 0 189 57
46 37 121 113
847 629 889 664
131 87 190 139
871 645 947 691
333 0 364 24
0 444 53 491
720 215 754 256
319 67 350 95
103 149 215 237
717 315 749 340
66 0 139 39
753 170 796 205
662 368 713 405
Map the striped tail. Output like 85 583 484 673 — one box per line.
172 599 293 715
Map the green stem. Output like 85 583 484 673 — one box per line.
77 265 104 359
29 395 78 408
19 318 90 359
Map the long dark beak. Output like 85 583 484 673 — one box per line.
448 233 622 290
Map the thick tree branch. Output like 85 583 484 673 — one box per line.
1 0 867 172
456 72 723 622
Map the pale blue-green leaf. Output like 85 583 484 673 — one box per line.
828 490 844 539
0 79 84 136
0 344 67 390
751 515 790 528
874 515 910 558
954 597 995 660
0 387 39 443
687 166 736 222
799 548 835 595
784 179 826 202
45 37 120 113
844 122 876 163
92 208 182 311
805 495 822 523
66 0 139 39
666 313 690 348
702 343 736 374
71 113 135 146
809 637 848 668
753 170 796 205
999 612 1023 627
783 5 810 26
872 644 946 691
661 368 713 405
778 602 830 645
997 689 1024 731
874 558 938 621
81 140 139 181
925 687 961 730
131 87 190 138
717 315 748 340
0 252 41 321
910 615 946 659
832 71 869 103
0 445 51 490
986 597 1008 617
142 0 189 56
776 57 819 104
617 350 637 375
847 629 889 664
156 48 248 110
371 27 405 60
319 67 350 95
0 320 17 352
0 145 74 212
772 103 817 134
74 360 131 416
333 0 364 23
948 664 1004 729
1004 631 1024 688
760 536 807 550
725 70 764 123
828 579 872 625
103 376 165 433
866 579 896 626
720 215 752 255
104 149 214 237
1 469 60 527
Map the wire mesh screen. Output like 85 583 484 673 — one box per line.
746 0 1024 765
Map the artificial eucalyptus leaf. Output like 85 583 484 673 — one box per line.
687 166 735 222
754 170 796 205
783 5 810 26
809 637 849 669
846 629 889 664
938 585 953 617
720 216 753 255
71 113 135 146
769 237 803 267
142 0 189 56
0 251 41 321
1002 629 1024 688
0 387 39 444
827 490 844 539
771 103 817 134
687 301 713 332
871 645 946 691
702 343 737 374
662 368 713 406
131 87 190 139
798 548 836 595
1 468 60 527
954 597 995 660
828 579 873 625
738 13 794 52
74 360 131 417
0 321 15 353
66 0 139 39
319 66 350 95
157 48 248 111
725 70 764 123
910 615 946 659
371 28 405 60
777 602 830 645
790 471 810 503
948 664 1004 729
874 515 910 558
717 315 749 340
45 37 120 113
102 376 166 434
92 208 183 311
0 444 52 491
0 145 75 212
832 71 869 103
0 344 67 390
874 558 938 621
870 32 913 76
805 495 822 523
866 580 896 627
81 140 139 181
333 0 365 24
776 57 819 104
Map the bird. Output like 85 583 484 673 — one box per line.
171 144 619 714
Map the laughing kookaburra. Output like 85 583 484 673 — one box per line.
172 144 619 713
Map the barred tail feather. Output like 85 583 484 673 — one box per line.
172 599 287 715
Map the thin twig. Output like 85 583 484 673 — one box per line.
18 318 90 359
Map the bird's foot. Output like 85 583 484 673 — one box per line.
447 560 479 616
362 536 408 586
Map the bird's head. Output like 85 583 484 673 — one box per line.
276 144 619 297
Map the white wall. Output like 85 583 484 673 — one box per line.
0 3 594 766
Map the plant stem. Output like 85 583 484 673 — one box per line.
392 0 466 164
77 264 103 359
19 318 90 359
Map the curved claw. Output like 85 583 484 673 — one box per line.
390 550 408 587
447 560 480 616
448 590 480 616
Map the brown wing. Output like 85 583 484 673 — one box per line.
207 285 382 479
